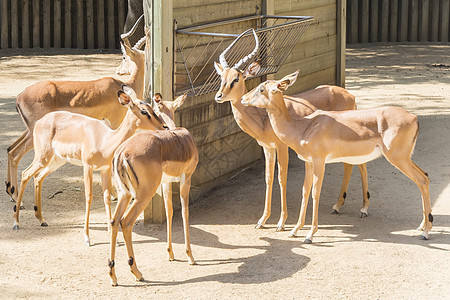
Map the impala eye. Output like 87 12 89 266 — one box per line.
230 77 239 89
141 110 149 116
259 86 264 93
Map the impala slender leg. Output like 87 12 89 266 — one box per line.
386 156 432 239
13 160 46 229
305 161 325 244
358 163 370 217
289 162 313 238
109 191 132 286
83 165 94 246
120 188 156 282
255 147 276 229
7 130 34 201
6 131 27 197
162 182 174 261
332 163 353 214
276 144 289 231
101 168 113 233
180 176 195 265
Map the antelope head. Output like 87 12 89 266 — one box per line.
116 14 145 75
214 29 261 104
153 93 188 129
119 85 168 130
241 70 300 109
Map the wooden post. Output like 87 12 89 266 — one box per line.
11 0 18 48
33 0 40 47
430 0 439 41
418 0 429 41
43 0 51 48
22 0 30 48
398 0 409 42
86 0 94 49
350 0 358 43
380 0 389 42
64 0 72 48
389 0 398 42
440 0 449 42
76 1 84 48
409 0 419 42
97 0 105 48
54 0 62 48
360 0 369 43
336 0 346 87
107 0 115 48
370 0 378 43
143 0 174 224
0 0 7 48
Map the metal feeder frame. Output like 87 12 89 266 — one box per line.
174 15 314 97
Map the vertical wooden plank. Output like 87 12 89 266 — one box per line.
336 0 346 87
430 0 439 41
11 0 19 48
350 0 358 43
64 0 71 48
54 0 61 48
97 0 105 48
107 0 115 48
43 0 51 48
0 0 7 48
389 0 398 42
76 0 84 48
118 0 126 34
380 0 389 41
86 0 94 48
418 0 429 41
22 0 30 48
409 0 418 41
440 0 449 42
398 0 409 42
370 0 378 42
360 0 369 43
33 0 40 47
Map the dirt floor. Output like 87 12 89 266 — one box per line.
0 44 449 299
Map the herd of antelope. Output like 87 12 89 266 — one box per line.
5 22 432 285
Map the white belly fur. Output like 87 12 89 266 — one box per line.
325 146 382 164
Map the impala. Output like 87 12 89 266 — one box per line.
12 86 167 246
241 71 432 242
214 29 369 231
116 13 144 75
108 93 198 286
6 19 146 202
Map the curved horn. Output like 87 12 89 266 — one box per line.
120 14 144 41
219 28 254 69
233 29 259 71
133 36 146 50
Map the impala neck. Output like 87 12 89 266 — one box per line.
229 85 266 138
266 93 309 149
124 61 145 99
103 109 141 154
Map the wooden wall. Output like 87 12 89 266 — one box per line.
273 0 344 94
0 0 127 49
172 0 263 200
347 0 450 43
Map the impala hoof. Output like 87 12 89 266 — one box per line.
417 226 424 231
420 235 428 240
20 205 25 210
110 280 118 287
288 232 296 238
13 224 19 230
304 238 312 244
254 223 264 229
276 226 285 232
41 222 48 227
10 197 15 203
84 237 91 247
331 209 339 214
360 212 368 218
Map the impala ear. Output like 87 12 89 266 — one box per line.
172 93 187 110
118 90 133 106
276 70 299 91
243 61 261 79
122 84 138 100
214 61 224 76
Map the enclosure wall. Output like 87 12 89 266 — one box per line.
347 0 450 44
0 0 127 49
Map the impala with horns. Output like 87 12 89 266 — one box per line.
116 13 144 75
6 24 147 203
241 71 432 242
214 29 370 231
108 93 197 286
13 86 167 246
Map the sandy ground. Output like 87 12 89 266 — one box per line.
0 44 449 299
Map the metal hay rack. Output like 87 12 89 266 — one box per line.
174 15 314 97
